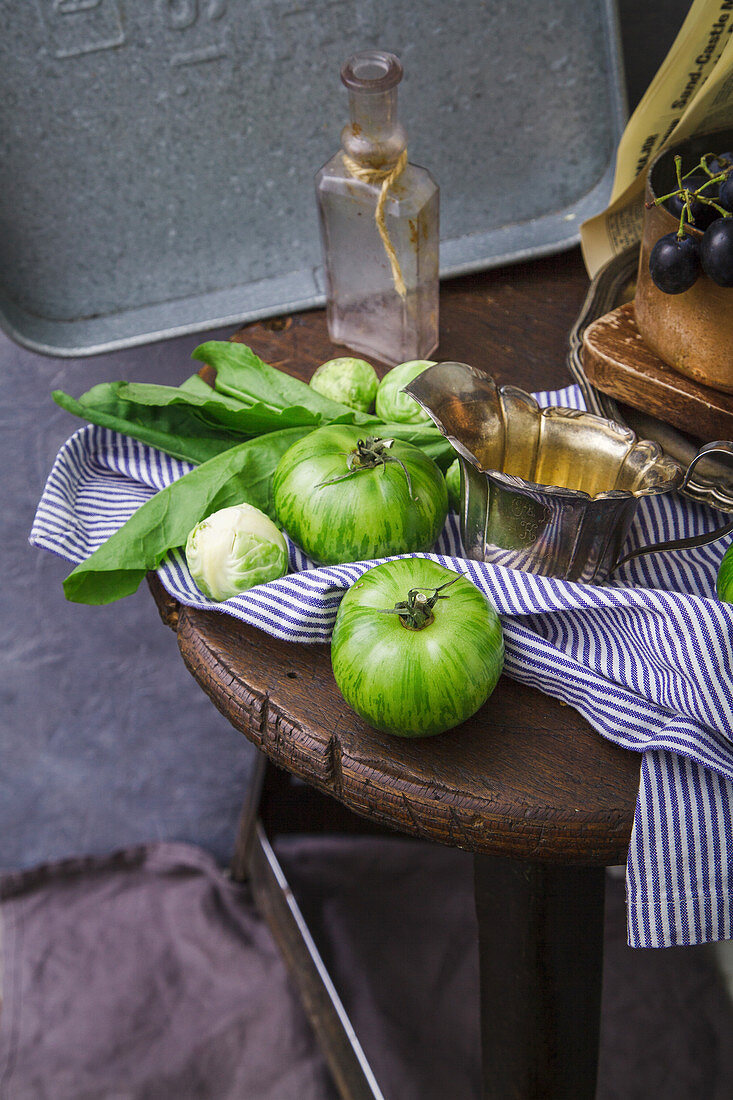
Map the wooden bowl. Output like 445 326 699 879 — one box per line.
634 129 733 395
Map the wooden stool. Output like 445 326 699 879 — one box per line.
149 252 641 1099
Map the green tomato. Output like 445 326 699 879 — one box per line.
717 540 733 601
273 425 448 565
186 502 288 600
375 360 436 424
331 559 504 737
445 457 461 512
309 357 379 413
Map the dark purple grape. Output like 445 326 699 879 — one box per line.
718 174 733 211
649 232 701 294
701 218 733 286
694 175 720 201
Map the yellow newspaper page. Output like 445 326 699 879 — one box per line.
581 0 733 277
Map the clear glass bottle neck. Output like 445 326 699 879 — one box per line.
348 85 399 133
339 51 407 169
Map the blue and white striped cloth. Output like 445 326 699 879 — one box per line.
31 386 733 948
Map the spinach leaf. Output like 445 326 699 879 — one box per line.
108 381 322 434
52 380 321 464
62 427 310 605
193 340 380 425
381 423 454 470
52 364 376 464
190 342 453 465
52 387 240 465
178 373 216 396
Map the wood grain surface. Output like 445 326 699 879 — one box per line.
150 250 641 865
582 302 733 441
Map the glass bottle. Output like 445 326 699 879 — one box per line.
315 50 439 367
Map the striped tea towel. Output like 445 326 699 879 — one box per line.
30 385 733 948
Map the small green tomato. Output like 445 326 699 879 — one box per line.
309 357 379 412
185 503 288 601
717 540 733 602
375 360 436 424
445 457 461 512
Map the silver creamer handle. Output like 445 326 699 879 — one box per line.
614 441 733 571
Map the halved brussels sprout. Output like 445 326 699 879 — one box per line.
185 503 288 601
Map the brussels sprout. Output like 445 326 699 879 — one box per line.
185 503 288 601
309 357 379 412
375 360 436 424
445 457 461 512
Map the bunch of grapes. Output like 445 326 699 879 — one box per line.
648 151 733 294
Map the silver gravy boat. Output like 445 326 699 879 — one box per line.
404 361 733 583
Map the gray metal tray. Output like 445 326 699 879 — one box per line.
567 247 733 514
0 0 625 357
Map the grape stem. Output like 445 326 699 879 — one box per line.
647 152 732 236
675 154 684 192
700 152 733 178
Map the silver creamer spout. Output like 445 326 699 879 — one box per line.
403 361 505 472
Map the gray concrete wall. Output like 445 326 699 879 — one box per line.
1 328 256 869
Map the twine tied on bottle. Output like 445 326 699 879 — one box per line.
342 149 408 298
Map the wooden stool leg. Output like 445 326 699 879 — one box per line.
229 749 267 881
473 856 606 1100
229 757 385 1099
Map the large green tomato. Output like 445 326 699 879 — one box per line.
717 540 733 601
273 425 448 564
331 559 504 737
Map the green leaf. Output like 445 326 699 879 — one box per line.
52 380 320 464
110 381 322 434
62 427 310 605
178 373 216 396
377 422 455 470
52 388 238 465
192 340 380 425
188 342 453 463
53 345 452 472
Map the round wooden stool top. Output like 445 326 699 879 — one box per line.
149 250 640 866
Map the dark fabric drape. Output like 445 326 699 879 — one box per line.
2 838 732 1099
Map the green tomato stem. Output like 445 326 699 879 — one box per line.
377 574 463 630
315 436 416 499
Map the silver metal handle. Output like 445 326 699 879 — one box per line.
679 440 733 492
614 442 733 571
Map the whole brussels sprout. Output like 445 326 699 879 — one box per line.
309 357 379 413
185 503 288 601
375 360 436 425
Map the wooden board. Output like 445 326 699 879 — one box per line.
582 302 733 442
